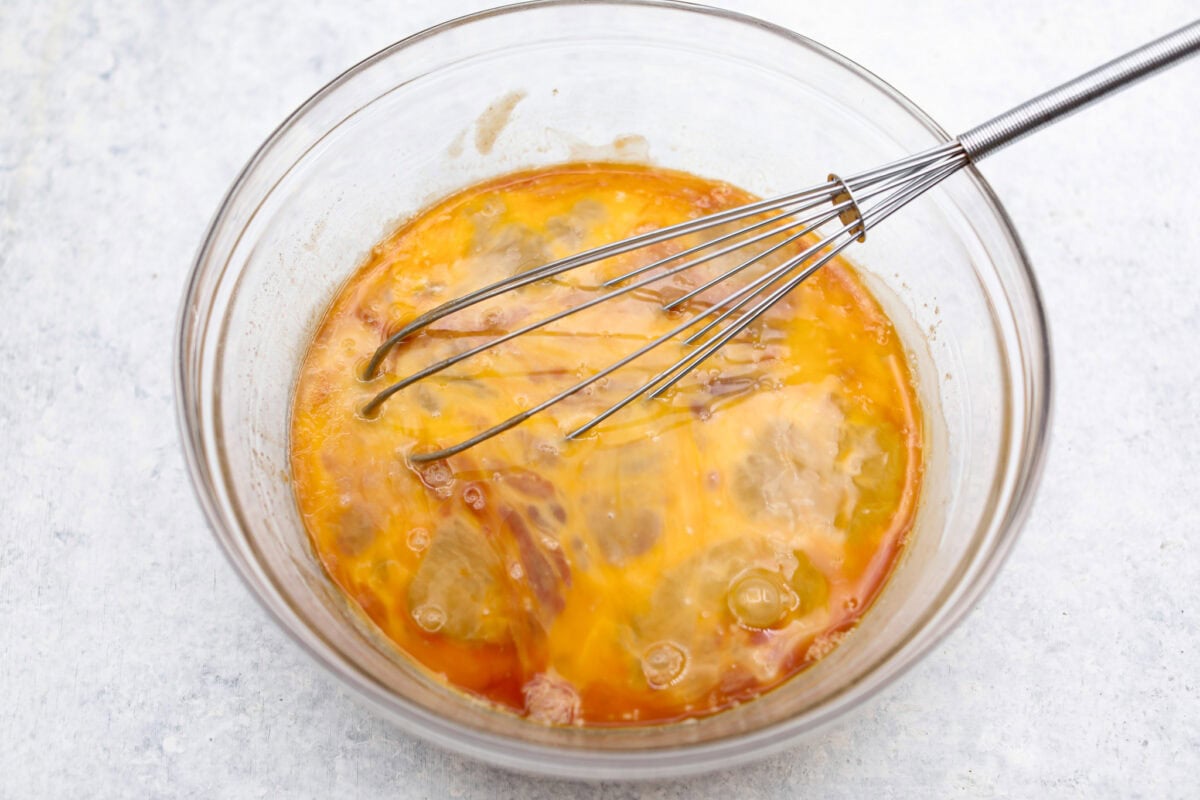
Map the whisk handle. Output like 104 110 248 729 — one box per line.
959 18 1200 160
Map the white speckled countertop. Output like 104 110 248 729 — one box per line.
2 1 1198 796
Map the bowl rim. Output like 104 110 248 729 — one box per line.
174 0 1052 780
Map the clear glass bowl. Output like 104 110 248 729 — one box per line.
175 0 1050 780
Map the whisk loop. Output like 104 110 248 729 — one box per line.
357 19 1200 462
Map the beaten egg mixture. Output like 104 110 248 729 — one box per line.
291 163 923 725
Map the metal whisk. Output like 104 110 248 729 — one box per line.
363 20 1200 463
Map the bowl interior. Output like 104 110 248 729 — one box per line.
178 0 1048 779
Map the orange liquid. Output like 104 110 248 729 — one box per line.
290 163 923 725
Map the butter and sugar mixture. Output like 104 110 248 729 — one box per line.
291 164 922 725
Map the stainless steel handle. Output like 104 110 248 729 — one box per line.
959 19 1200 160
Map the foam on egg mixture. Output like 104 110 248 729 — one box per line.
290 163 923 725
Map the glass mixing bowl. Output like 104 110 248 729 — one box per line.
175 0 1050 779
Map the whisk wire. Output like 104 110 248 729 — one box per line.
662 204 847 311
600 192 844 287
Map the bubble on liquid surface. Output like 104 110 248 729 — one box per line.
412 603 447 633
727 568 791 629
414 459 454 490
406 527 430 553
642 641 688 689
462 483 485 510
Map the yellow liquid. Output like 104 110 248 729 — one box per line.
291 163 923 725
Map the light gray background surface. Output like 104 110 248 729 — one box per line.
2 1 1198 797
